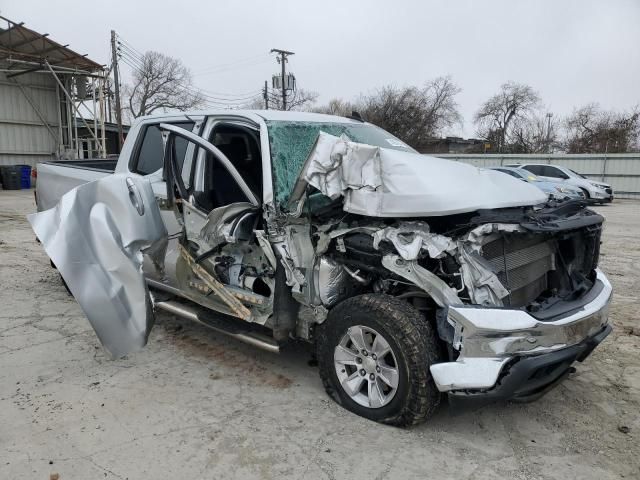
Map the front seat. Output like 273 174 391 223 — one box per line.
207 140 250 208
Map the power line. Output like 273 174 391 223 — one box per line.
115 34 266 109
193 54 271 76
117 46 263 102
118 34 270 78
118 44 145 63
118 61 262 105
117 37 145 58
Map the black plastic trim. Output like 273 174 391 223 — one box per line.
529 279 606 321
447 324 611 411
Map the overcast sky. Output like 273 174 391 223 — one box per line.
3 0 639 136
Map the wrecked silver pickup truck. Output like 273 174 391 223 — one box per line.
30 110 612 426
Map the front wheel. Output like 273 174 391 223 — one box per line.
580 188 591 200
316 294 442 427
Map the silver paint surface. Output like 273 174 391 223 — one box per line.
293 132 548 217
430 269 612 392
28 174 167 358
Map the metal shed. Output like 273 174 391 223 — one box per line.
0 15 108 168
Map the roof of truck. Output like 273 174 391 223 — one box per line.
136 109 361 124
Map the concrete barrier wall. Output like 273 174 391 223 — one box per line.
434 153 640 199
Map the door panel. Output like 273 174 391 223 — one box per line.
159 124 271 321
28 174 167 358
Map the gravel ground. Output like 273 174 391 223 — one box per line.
1 189 638 480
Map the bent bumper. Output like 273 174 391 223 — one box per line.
447 324 611 409
430 269 612 398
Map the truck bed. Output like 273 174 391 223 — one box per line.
46 158 119 173
35 159 117 212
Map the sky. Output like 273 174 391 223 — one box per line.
2 0 639 136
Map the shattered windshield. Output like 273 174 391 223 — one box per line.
266 120 415 203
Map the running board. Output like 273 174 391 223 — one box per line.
155 300 280 354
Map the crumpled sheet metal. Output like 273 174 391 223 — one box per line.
28 174 168 358
461 223 524 250
382 255 461 307
304 132 381 200
372 220 510 306
317 257 349 306
300 132 547 217
457 244 509 305
456 223 523 305
372 222 455 261
200 202 256 248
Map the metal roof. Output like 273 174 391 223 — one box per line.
0 15 102 74
135 109 361 124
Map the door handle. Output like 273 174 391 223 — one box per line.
126 177 145 216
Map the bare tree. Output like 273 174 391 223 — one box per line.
125 51 205 118
474 82 541 152
511 113 560 153
242 96 268 110
267 88 319 111
314 76 462 151
564 103 640 153
313 98 355 116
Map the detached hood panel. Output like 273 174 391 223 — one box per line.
28 174 167 358
297 132 547 217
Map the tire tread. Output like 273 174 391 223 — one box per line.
316 294 441 427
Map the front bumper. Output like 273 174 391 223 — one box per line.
591 189 613 202
430 269 612 401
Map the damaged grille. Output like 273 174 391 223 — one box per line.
482 236 555 307
480 223 602 308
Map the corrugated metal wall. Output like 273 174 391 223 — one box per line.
0 70 59 168
434 153 640 199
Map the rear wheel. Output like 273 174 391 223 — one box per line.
316 294 441 427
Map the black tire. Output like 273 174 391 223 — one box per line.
316 294 441 427
580 188 590 200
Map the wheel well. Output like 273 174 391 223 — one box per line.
580 187 590 199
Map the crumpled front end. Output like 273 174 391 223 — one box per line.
29 174 167 358
431 269 611 401
276 163 610 403
266 129 612 405
288 131 547 217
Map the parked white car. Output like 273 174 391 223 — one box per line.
506 163 613 203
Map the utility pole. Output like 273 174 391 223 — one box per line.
270 49 294 110
263 80 269 110
545 112 553 153
110 30 124 152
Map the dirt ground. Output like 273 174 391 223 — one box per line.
0 188 638 480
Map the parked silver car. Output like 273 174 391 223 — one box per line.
506 163 613 203
489 166 585 202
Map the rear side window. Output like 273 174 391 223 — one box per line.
523 165 543 175
133 121 195 175
543 166 567 178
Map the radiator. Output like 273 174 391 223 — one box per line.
481 236 555 307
